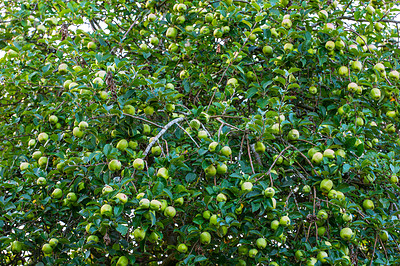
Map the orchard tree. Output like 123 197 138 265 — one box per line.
2 0 400 265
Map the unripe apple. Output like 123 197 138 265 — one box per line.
370 88 381 100
389 70 399 80
342 212 353 222
295 250 305 261
115 193 128 204
390 174 398 184
263 45 273 55
356 117 364 126
338 66 349 76
356 35 367 45
166 27 178 39
144 106 154 116
312 152 323 165
271 123 281 134
279 215 290 226
49 115 58 124
216 193 227 202
323 149 335 159
309 86 317 94
379 230 389 241
248 248 258 258
317 251 328 263
256 238 267 249
288 129 299 141
177 243 188 253
203 210 211 220
133 228 146 241
42 243 53 254
73 127 84 138
69 82 78 90
102 185 113 195
320 179 333 193
351 60 362 71
271 220 279 230
66 192 77 202
87 235 99 243
11 240 23 253
38 156 48 167
335 39 345 49
220 146 231 156
87 41 97 50
32 151 42 160
143 124 151 135
264 187 275 198
254 141 265 153
366 4 375 15
340 227 353 240
205 165 216 176
325 41 335 51
328 189 338 199
157 167 168 179
37 177 47 186
213 28 223 38
375 22 384 32
58 63 68 74
150 36 159 46
241 181 253 192
347 82 358 91
101 204 113 216
49 238 58 248
38 132 49 143
20 162 30 171
108 159 121 171
150 199 162 210
386 124 396 133
164 206 176 217
51 188 63 199
116 256 129 266
282 18 292 29
28 139 36 147
208 141 218 152
374 63 385 74
116 139 128 151
216 163 227 174
318 226 326 236
317 209 328 220
318 10 328 20
200 232 211 244
133 158 145 170
284 43 293 53
302 185 311 193
363 199 374 210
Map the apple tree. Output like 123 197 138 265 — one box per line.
1 0 400 265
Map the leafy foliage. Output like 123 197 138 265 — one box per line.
1 0 400 265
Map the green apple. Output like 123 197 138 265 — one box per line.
20 162 30 171
216 163 227 174
295 250 305 261
208 141 218 152
318 226 326 236
28 139 36 147
317 210 328 220
351 60 362 71
271 220 279 230
49 115 58 124
102 185 113 195
42 243 53 254
123 105 135 115
200 232 211 244
58 63 68 74
87 235 99 243
282 18 292 29
323 149 335 159
190 119 201 130
325 41 335 51
280 215 290 226
309 86 318 94
302 185 311 193
389 70 399 80
370 88 381 100
254 141 265 153
374 63 385 74
148 231 159 243
144 106 154 115
139 198 150 209
216 193 227 202
66 192 77 202
198 130 208 139
157 167 169 179
49 238 58 248
317 251 328 263
328 189 338 199
150 36 159 46
209 214 218 225
116 139 128 151
390 174 398 184
263 45 273 55
116 256 129 266
108 159 121 171
177 243 188 253
32 151 42 160
264 187 275 198
288 129 299 141
101 204 113 216
363 199 374 210
386 123 396 133
340 227 353 240
51 188 63 199
320 179 333 193
11 240 23 253
73 127 84 138
379 230 389 241
133 158 145 170
133 228 146 241
256 238 267 249
336 39 345 49
248 248 258 258
220 146 231 156
205 165 216 176
151 146 162 156
164 206 176 217
128 140 138 150
166 27 178 39
69 82 79 90
241 181 253 192
198 211 210 222
271 123 281 134
342 212 353 222
150 199 162 210
38 132 49 143
387 110 396 118
338 66 349 76
115 193 128 204
312 152 323 165
37 177 47 186
93 77 104 86
73 65 83 72
87 41 97 50
284 43 293 53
